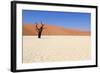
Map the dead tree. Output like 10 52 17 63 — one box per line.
35 22 45 38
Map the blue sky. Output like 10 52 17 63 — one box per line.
22 10 91 32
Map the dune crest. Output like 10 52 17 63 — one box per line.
22 24 90 36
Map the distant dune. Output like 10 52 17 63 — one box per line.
22 24 90 36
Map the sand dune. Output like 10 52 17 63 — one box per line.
23 24 90 36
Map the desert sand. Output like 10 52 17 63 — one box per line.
23 24 90 36
23 36 91 63
22 24 91 63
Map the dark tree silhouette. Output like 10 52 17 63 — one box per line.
35 22 45 38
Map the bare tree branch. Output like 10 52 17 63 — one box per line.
35 22 45 38
35 23 39 30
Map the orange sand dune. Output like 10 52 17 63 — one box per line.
22 24 90 36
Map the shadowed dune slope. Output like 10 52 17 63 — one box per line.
23 24 90 36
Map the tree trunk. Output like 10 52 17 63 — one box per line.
38 32 41 38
